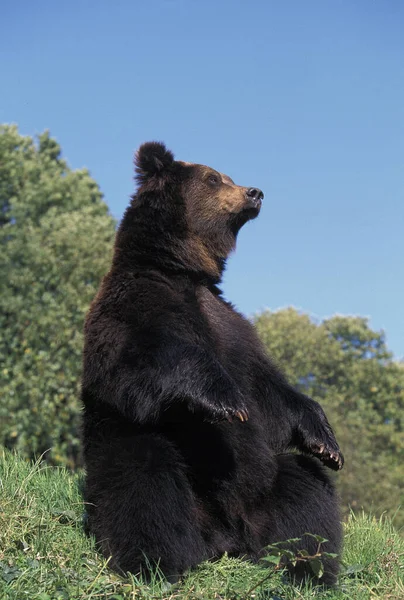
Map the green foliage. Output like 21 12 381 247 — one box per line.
253 534 338 591
254 308 404 528
0 125 116 466
0 449 403 600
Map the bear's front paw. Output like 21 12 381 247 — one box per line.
205 395 249 424
297 409 344 471
223 405 249 423
306 439 344 471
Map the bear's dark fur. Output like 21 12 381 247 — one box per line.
81 143 343 585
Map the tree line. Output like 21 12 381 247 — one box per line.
1 125 402 527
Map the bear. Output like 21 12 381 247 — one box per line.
81 142 344 586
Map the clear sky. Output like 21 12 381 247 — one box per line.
2 1 403 359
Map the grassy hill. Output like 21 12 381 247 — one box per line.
0 449 402 600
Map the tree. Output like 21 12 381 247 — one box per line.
254 308 404 527
0 125 116 467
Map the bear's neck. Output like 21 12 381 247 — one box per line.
112 208 228 284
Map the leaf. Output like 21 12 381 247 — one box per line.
279 550 295 560
304 533 328 543
321 552 339 559
309 558 324 578
26 558 40 569
341 563 365 576
264 546 283 555
51 509 78 524
261 555 283 565
1 565 21 583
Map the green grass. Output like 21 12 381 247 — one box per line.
0 449 403 600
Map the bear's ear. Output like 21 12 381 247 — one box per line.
135 141 175 184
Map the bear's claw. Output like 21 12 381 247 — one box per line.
216 406 249 423
235 409 249 422
310 441 344 471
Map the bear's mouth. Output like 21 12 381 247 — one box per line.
231 203 261 234
242 196 262 220
245 197 262 213
244 187 263 216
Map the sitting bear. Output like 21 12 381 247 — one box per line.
81 142 344 585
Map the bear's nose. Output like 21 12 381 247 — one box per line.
246 188 264 202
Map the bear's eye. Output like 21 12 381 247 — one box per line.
207 174 220 186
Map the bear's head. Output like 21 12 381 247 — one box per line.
116 142 264 282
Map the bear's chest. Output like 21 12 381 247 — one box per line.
195 287 256 370
197 287 242 337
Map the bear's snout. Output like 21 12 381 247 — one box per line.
245 187 264 210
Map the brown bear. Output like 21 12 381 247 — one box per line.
81 142 343 585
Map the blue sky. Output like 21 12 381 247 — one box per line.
2 1 403 359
